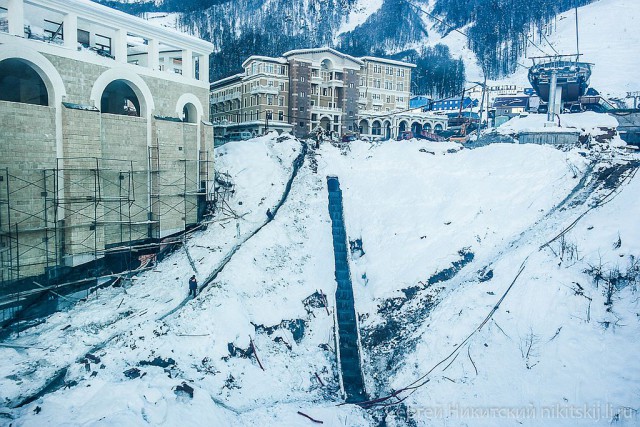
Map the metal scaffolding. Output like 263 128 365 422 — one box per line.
0 150 213 298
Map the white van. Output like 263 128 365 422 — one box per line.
227 131 253 142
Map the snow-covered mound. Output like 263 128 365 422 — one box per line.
2 136 639 426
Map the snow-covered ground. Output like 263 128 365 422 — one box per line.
1 134 639 426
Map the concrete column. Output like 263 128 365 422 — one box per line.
182 48 193 79
114 29 128 63
198 53 209 83
8 0 25 37
148 38 159 70
63 12 77 49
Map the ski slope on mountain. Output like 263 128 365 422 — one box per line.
3 134 639 426
428 0 640 99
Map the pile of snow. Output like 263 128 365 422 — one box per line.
498 111 618 134
3 135 639 426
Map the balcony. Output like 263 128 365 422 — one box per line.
313 105 342 113
250 85 279 95
322 78 343 87
0 0 213 84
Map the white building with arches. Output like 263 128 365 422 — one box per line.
0 0 214 287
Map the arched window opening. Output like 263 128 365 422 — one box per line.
372 120 382 136
358 119 369 134
0 59 48 106
100 80 141 116
183 102 197 123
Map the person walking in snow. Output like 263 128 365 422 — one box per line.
188 275 197 298
266 208 274 220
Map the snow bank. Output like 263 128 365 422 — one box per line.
498 112 619 135
3 135 639 427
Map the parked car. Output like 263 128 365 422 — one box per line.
341 133 357 143
227 131 253 142
397 131 414 140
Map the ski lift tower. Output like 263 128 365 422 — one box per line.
528 54 592 125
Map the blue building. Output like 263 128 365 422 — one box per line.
410 95 432 110
430 96 478 111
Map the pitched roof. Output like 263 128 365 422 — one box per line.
493 96 530 108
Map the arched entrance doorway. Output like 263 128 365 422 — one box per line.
411 121 423 135
383 121 391 140
372 120 382 136
320 116 331 131
359 119 369 135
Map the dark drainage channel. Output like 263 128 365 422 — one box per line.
326 176 367 403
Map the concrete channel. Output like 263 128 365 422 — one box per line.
326 176 367 403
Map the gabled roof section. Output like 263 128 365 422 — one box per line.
493 96 530 108
360 56 416 68
241 55 288 68
210 73 244 90
282 47 364 66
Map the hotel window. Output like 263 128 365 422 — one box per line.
279 82 285 91
267 95 273 105
300 91 306 97
360 77 365 86
299 106 305 112
401 70 405 77
397 83 404 91
386 96 391 103
278 97 284 106
349 83 354 88
268 80 274 87
396 69 401 76
279 111 284 121
300 76 305 82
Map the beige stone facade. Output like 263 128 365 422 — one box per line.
0 0 214 287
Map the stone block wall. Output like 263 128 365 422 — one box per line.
0 101 57 279
0 48 213 287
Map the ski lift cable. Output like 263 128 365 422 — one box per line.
540 31 559 56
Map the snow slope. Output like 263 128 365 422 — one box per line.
429 0 640 99
2 135 639 426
